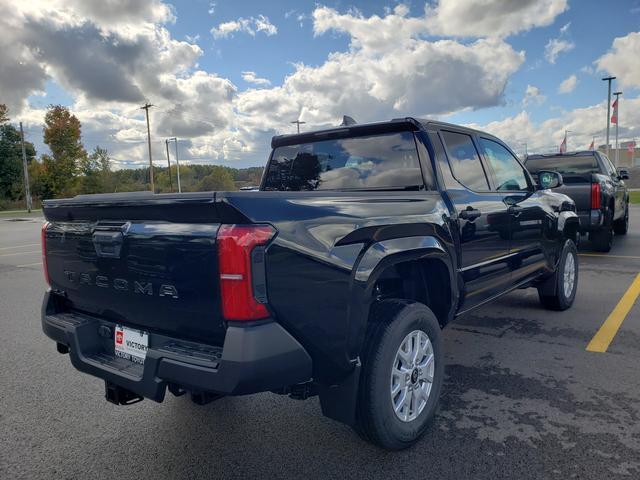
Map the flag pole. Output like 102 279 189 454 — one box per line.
613 91 622 166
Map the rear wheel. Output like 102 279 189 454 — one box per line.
538 239 578 311
613 204 629 235
589 226 613 252
355 300 444 450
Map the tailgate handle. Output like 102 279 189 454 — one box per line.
93 231 124 258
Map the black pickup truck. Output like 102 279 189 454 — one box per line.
525 151 630 252
41 118 579 450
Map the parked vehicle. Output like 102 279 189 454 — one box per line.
41 118 579 450
525 151 630 252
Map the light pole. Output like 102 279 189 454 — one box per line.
140 103 155 192
169 137 182 193
19 122 32 212
165 139 173 192
602 76 616 157
291 119 306 133
613 91 622 166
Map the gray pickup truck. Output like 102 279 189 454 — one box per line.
525 151 630 252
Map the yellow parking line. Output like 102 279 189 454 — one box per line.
0 250 39 257
586 273 640 353
0 243 39 251
579 253 640 260
17 262 42 268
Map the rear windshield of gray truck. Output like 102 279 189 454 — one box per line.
262 132 423 191
525 155 600 175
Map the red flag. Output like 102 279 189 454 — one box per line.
628 141 636 154
588 140 594 150
611 98 618 124
559 132 567 153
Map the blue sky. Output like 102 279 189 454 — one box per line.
5 0 640 167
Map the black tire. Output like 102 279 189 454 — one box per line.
613 204 629 235
589 226 613 252
355 300 444 450
537 239 578 311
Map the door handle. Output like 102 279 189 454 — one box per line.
459 207 481 220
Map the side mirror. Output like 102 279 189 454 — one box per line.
537 170 563 189
618 168 630 180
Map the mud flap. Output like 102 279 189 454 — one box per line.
318 360 361 426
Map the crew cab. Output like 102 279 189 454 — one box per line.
525 151 630 252
41 118 579 450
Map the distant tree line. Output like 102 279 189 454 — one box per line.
0 104 264 210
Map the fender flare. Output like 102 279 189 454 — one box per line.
319 235 457 426
350 235 457 359
557 210 579 240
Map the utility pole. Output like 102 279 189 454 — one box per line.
141 103 155 192
19 122 32 213
602 76 616 157
613 91 622 167
169 137 182 193
165 139 173 192
291 119 306 133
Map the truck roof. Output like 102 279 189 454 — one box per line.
270 117 502 148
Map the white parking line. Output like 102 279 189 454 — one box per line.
16 262 42 268
0 250 40 257
0 243 39 251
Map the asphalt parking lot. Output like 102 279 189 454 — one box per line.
1 208 639 479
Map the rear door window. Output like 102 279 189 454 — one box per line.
262 132 423 191
479 138 529 191
440 130 490 191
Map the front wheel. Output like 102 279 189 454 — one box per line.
538 239 578 311
355 300 444 450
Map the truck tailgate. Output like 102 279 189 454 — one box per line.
43 192 226 345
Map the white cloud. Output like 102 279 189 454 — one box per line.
2 1 596 169
544 38 574 64
471 96 640 155
596 31 640 89
544 22 575 64
211 15 277 39
241 71 271 87
523 85 546 107
558 74 577 94
424 0 568 37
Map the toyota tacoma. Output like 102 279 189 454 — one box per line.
41 118 579 450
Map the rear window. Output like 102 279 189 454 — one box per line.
525 155 600 175
262 132 423 191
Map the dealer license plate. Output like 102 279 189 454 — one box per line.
114 325 149 365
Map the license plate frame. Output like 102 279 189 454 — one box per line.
114 325 149 365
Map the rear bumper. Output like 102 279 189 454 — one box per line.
578 209 603 232
41 291 312 402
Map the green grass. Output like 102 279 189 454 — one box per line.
630 191 640 205
0 209 43 218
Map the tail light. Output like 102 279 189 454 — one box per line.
591 182 601 209
41 222 50 286
217 224 275 321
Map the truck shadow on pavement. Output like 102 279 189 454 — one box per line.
144 339 640 479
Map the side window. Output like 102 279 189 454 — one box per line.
479 138 529 191
599 153 617 177
441 131 490 191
